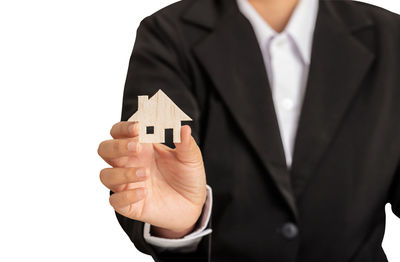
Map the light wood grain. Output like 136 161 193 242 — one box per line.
128 90 192 143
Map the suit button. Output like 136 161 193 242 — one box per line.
281 222 298 239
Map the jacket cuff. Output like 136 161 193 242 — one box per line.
143 185 213 252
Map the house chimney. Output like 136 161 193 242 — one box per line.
138 96 148 110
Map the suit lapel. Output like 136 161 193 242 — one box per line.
183 0 375 218
290 1 375 197
191 1 297 218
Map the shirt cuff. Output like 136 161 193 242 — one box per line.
143 185 213 252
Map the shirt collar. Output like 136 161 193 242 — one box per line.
236 0 319 65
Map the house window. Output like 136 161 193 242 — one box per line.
146 126 154 134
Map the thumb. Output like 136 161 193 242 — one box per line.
174 125 202 164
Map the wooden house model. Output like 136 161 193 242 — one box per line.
128 90 192 143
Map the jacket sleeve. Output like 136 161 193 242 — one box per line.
113 14 211 262
390 160 400 219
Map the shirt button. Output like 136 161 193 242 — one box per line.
282 98 294 110
281 222 298 239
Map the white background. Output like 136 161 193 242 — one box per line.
0 0 399 261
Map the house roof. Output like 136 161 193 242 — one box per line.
128 90 192 124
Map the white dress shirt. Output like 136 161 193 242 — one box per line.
143 0 319 251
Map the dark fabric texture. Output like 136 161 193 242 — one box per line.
114 0 400 261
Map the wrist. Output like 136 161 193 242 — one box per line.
150 223 196 239
149 187 208 239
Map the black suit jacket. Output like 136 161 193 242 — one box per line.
114 0 400 261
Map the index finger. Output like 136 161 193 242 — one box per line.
110 122 139 139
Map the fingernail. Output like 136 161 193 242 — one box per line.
127 141 139 152
136 188 146 198
136 168 146 178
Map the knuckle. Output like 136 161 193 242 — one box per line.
120 122 127 135
122 191 131 203
112 140 121 153
112 158 125 167
125 168 136 181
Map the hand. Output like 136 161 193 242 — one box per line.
98 122 207 238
